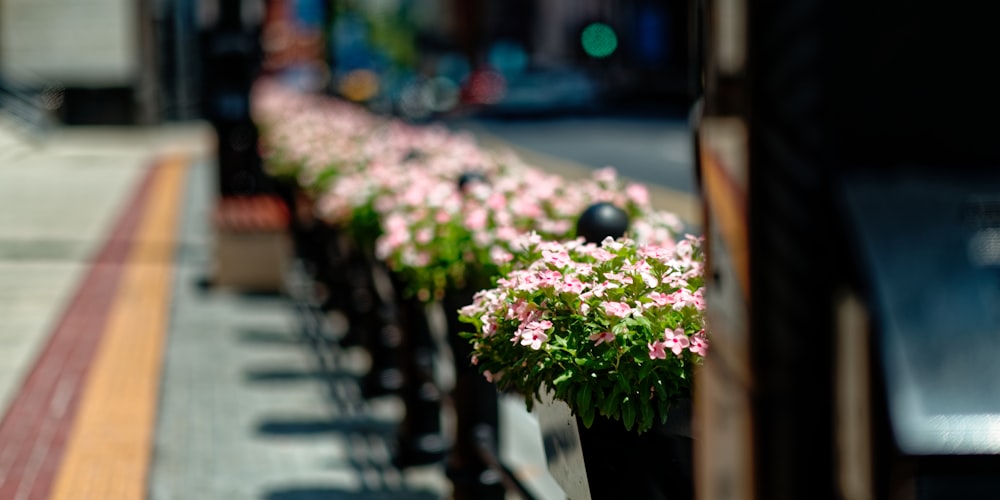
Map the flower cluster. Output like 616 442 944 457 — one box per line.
254 81 687 302
459 233 706 433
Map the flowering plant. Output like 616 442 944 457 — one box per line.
253 81 689 306
458 233 707 433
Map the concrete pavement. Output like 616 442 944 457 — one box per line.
0 121 210 417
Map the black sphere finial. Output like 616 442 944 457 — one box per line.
403 149 426 163
576 202 629 243
458 171 488 191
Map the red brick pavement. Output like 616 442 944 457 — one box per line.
0 161 162 500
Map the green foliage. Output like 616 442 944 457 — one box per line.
458 234 707 434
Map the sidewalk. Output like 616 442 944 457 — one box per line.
0 122 566 500
0 122 211 418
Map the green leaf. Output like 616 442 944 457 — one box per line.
638 360 655 380
577 383 592 410
633 314 652 329
553 370 573 386
654 379 669 400
622 396 636 431
612 322 628 336
601 385 622 416
616 372 630 392
580 404 596 428
640 399 654 433
658 396 670 424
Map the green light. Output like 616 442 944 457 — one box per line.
581 23 618 59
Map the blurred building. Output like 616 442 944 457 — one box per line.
321 0 696 115
0 0 162 124
0 0 265 125
0 0 694 125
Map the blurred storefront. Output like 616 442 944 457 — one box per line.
0 0 161 124
255 0 697 118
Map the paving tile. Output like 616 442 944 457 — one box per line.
149 160 450 500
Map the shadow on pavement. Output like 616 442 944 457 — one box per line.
244 367 345 383
237 327 308 346
255 417 397 437
263 487 440 500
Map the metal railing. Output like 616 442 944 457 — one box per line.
0 69 61 139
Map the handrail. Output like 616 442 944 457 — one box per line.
0 70 59 137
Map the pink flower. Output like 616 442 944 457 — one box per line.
625 183 650 206
593 167 618 184
623 259 652 274
487 192 507 210
600 236 624 251
515 275 540 293
601 301 632 318
490 246 513 264
512 299 540 322
592 248 615 262
638 244 674 260
589 331 615 346
482 318 495 337
648 340 667 360
516 203 543 218
495 225 520 242
526 319 553 331
664 327 690 356
415 228 434 244
639 273 659 287
647 291 670 307
512 232 542 251
692 289 707 312
689 330 709 356
603 272 633 285
464 208 488 230
473 230 493 247
556 277 585 294
535 270 563 288
520 329 549 350
665 289 697 311
542 249 573 268
514 316 552 350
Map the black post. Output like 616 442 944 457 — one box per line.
393 292 447 468
199 0 266 195
444 287 506 500
442 172 507 498
358 258 404 399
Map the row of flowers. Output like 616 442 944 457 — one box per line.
252 80 707 433
254 80 684 300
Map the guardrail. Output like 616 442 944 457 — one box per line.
0 71 60 139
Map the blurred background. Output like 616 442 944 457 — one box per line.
0 0 699 123
1 0 700 195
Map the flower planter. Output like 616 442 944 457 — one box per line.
536 390 693 500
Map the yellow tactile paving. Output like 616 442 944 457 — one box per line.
48 156 188 500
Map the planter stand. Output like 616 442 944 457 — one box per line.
443 288 508 500
393 294 447 467
536 390 694 500
535 390 592 500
